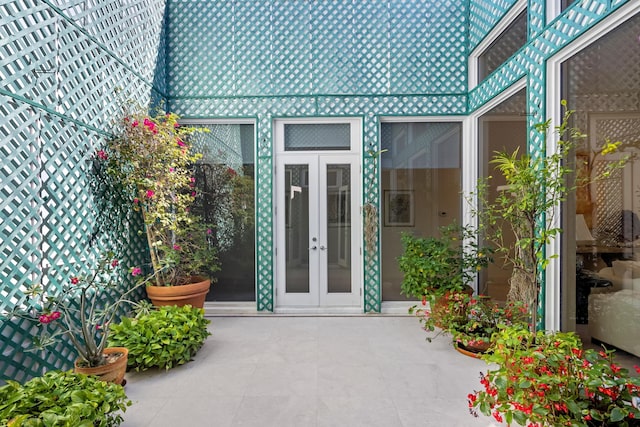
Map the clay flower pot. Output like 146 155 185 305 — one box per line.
146 276 211 308
74 347 128 385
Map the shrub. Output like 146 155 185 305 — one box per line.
0 370 131 427
108 305 211 371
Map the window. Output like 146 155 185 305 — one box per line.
380 121 462 301
478 10 528 82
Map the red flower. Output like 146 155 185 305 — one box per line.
173 244 181 251
610 363 621 374
96 150 108 160
493 411 503 423
111 259 119 267
50 311 61 320
71 277 79 285
421 296 427 306
132 120 139 127
146 189 155 198
38 314 51 324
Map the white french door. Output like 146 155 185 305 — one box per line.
274 120 361 309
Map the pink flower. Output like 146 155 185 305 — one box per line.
173 244 181 251
206 228 212 235
174 122 180 128
38 314 51 324
132 120 139 127
133 197 139 204
50 311 61 320
177 139 186 147
191 191 196 197
96 150 108 160
111 259 119 267
146 190 155 198
71 277 79 285
131 267 142 277
169 167 175 172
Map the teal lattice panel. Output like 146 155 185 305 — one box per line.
363 115 381 313
0 97 42 314
389 0 467 94
48 0 167 85
1 0 166 384
310 1 357 95
469 0 519 51
166 1 469 99
272 0 313 95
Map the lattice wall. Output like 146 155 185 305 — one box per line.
1 0 167 384
166 0 470 311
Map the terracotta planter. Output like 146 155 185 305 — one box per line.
454 340 491 359
146 276 211 308
74 347 128 385
431 285 473 328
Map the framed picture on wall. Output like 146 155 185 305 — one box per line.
384 190 414 227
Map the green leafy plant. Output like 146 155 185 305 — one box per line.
108 305 211 371
399 222 491 302
468 324 640 426
8 252 140 367
471 102 629 331
414 291 528 347
105 106 219 287
0 370 131 427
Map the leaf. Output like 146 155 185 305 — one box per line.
610 407 624 423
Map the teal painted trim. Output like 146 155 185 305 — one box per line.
40 0 167 100
0 88 109 137
167 93 468 101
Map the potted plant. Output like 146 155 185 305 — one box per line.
414 291 528 354
8 252 139 384
471 102 628 331
108 305 211 371
105 107 219 307
450 296 528 357
0 370 131 426
468 324 640 426
398 222 491 322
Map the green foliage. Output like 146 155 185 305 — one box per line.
0 370 131 427
398 223 491 300
8 253 141 367
108 305 211 371
105 107 219 287
469 325 640 426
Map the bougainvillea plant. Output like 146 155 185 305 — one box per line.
105 108 219 286
9 252 141 367
468 324 640 426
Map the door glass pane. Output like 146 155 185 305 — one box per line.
284 124 351 151
286 164 310 293
326 164 352 293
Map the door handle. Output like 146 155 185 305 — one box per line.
309 246 317 250
319 245 326 250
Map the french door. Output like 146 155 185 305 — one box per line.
275 152 361 309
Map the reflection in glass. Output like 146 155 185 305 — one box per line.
326 164 352 293
285 165 310 293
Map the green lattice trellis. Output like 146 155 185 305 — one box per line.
1 0 167 384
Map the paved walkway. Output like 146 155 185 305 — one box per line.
121 316 501 427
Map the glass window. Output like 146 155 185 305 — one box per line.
477 89 527 302
191 124 256 301
478 10 528 82
380 122 462 301
562 13 640 353
284 123 351 151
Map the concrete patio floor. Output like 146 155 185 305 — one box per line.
120 315 501 427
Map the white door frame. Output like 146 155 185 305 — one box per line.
273 118 363 313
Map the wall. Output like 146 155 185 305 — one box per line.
0 0 167 383
165 0 470 311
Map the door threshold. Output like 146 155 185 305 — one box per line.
274 306 363 315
